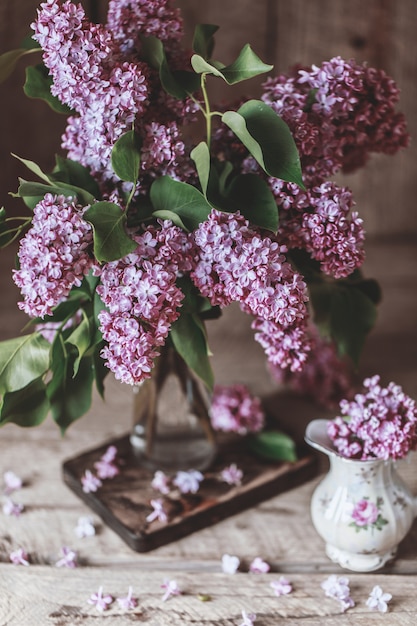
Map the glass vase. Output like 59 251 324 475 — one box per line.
130 344 217 472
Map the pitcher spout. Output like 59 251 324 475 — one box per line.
305 419 337 458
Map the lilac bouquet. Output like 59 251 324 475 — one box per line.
327 375 417 460
0 0 408 432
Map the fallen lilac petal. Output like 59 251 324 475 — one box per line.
249 556 270 573
88 586 113 612
239 609 257 626
94 459 120 480
146 499 168 523
81 470 102 493
220 463 243 486
366 585 392 613
3 470 23 494
2 497 24 517
10 548 29 566
161 578 181 601
270 576 292 596
221 553 240 574
55 546 78 568
173 470 204 494
116 586 138 610
74 515 96 538
101 445 118 463
151 470 171 495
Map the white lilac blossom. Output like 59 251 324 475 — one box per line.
327 374 417 460
211 385 265 435
88 586 114 612
221 554 240 574
9 548 30 566
173 470 204 494
321 575 355 612
220 464 243 486
366 585 392 613
116 586 138 611
249 557 270 574
2 497 24 517
55 546 78 568
270 576 293 596
146 498 168 523
161 578 182 601
81 470 102 494
239 610 257 626
3 470 23 494
74 515 96 538
151 470 171 495
13 194 95 318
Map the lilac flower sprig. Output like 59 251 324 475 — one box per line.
327 375 417 460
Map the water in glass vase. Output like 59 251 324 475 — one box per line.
130 345 217 471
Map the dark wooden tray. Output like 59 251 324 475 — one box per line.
63 434 318 552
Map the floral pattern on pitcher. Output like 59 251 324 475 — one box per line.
349 497 388 533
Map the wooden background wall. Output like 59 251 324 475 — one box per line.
1 0 416 236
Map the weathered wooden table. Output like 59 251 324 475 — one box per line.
1 237 416 625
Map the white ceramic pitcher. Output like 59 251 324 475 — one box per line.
305 419 417 572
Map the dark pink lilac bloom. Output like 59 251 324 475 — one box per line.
210 385 265 435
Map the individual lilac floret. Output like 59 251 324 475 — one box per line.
2 497 24 518
146 499 168 524
151 470 171 495
249 557 270 574
81 470 102 494
220 464 243 487
173 470 204 494
88 586 114 612
9 548 30 566
116 586 138 611
321 575 355 612
13 194 95 318
74 515 96 539
366 585 392 613
270 576 293 596
3 470 23 494
221 554 240 574
211 384 265 435
56 546 78 568
239 609 257 626
161 578 182 601
327 374 417 460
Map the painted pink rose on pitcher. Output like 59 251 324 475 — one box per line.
351 499 378 526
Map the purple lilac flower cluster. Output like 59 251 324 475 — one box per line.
210 384 265 434
327 375 417 460
13 193 95 317
96 221 193 384
32 0 194 189
270 325 356 409
191 209 311 372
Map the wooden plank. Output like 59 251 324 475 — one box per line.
1 565 417 626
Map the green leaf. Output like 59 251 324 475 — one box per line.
93 342 108 399
0 48 38 83
190 141 211 196
248 430 298 462
12 153 53 184
65 312 92 376
52 156 100 199
191 44 272 85
222 100 304 187
152 210 188 231
0 206 13 247
150 176 212 230
0 378 49 428
111 130 141 183
84 201 137 262
192 24 219 59
170 312 214 391
224 174 278 232
0 334 50 398
47 347 94 434
24 64 71 113
17 178 95 206
309 281 378 366
139 34 165 69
